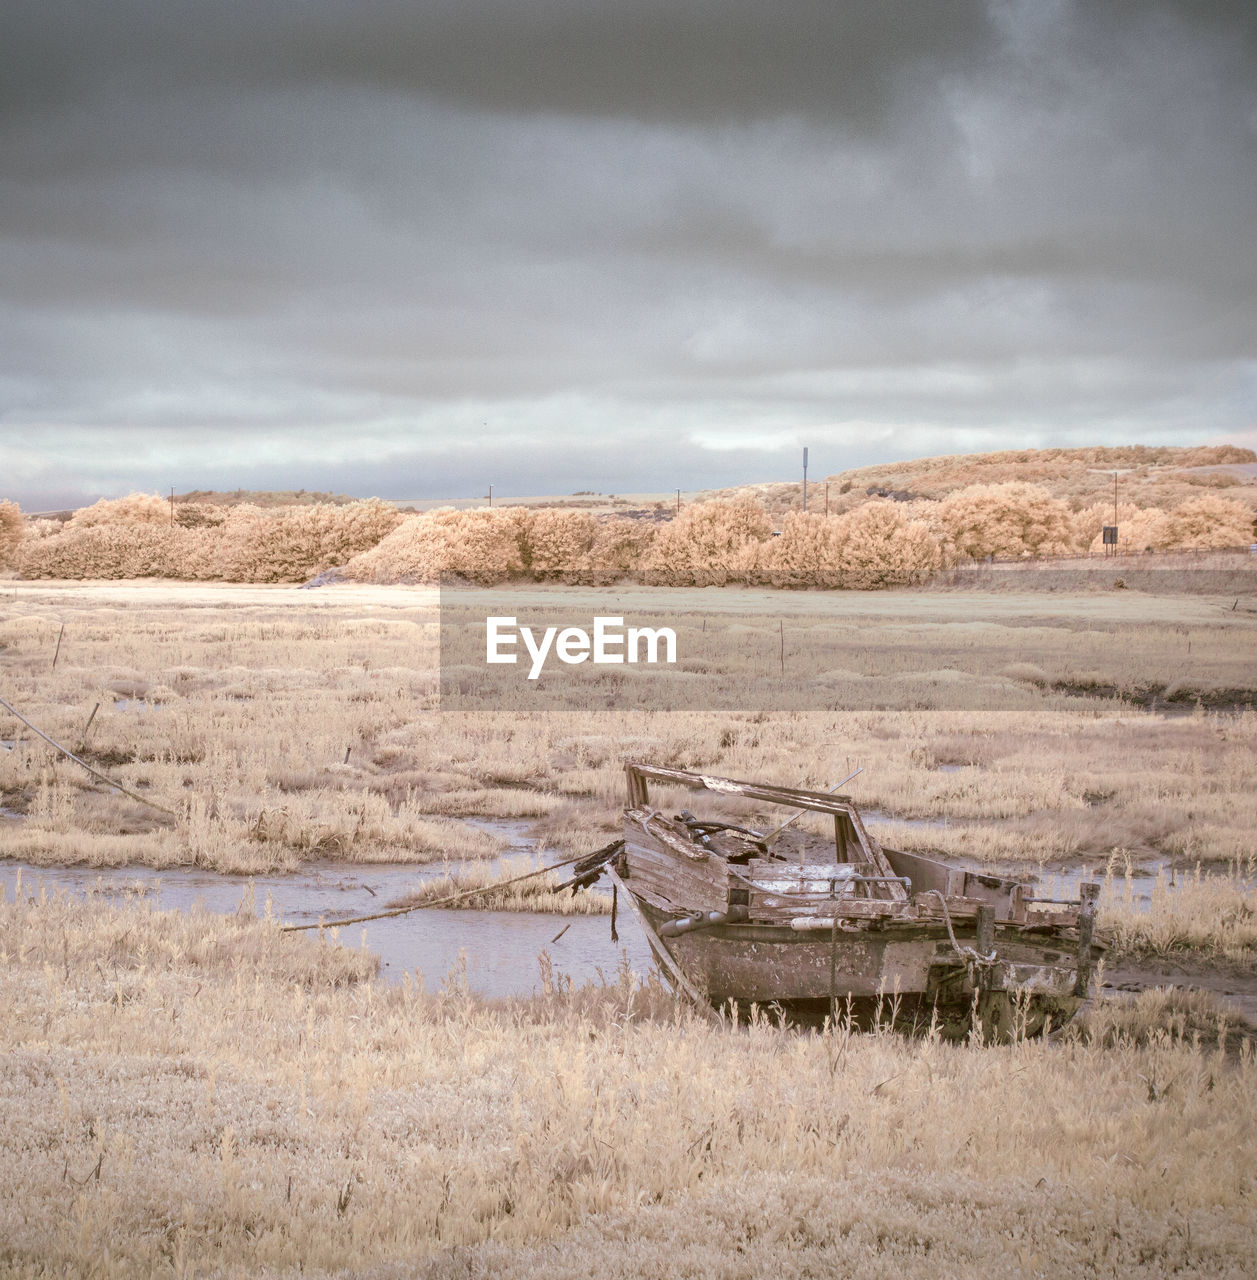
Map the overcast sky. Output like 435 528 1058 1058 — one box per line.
2 1 1255 509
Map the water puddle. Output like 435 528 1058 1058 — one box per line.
0 858 651 996
1029 857 1255 907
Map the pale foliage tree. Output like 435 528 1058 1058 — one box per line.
343 509 526 584
938 482 1077 561
517 509 598 578
1080 495 1253 554
1080 502 1170 554
834 501 941 587
752 511 849 587
68 492 171 528
184 500 402 582
0 500 23 566
1161 495 1254 549
643 498 772 586
17 524 186 579
20 499 402 582
583 517 657 583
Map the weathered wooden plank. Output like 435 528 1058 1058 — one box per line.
743 858 859 885
622 830 730 915
743 895 913 923
625 808 711 861
625 762 858 817
845 808 908 901
607 865 720 1020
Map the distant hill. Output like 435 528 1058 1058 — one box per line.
705 445 1257 516
174 488 357 507
76 444 1257 521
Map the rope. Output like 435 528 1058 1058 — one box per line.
280 841 623 932
918 890 996 965
0 693 177 817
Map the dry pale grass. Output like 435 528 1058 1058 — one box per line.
390 855 612 915
1072 986 1256 1055
1099 866 1257 968
0 892 1254 1278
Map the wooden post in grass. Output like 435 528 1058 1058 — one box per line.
78 702 100 751
1074 882 1100 996
51 623 65 671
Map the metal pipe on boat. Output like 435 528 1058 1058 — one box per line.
659 907 748 938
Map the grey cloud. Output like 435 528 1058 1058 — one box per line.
2 2 999 129
1 1 1255 508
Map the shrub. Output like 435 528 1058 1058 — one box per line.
1161 495 1254 549
938 482 1077 560
642 498 772 586
0 500 22 566
834 501 941 587
343 508 527 584
517 508 598 578
68 492 171 528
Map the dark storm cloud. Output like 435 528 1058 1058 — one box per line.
1 1 1255 508
2 1 999 127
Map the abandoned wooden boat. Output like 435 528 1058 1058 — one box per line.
609 763 1103 1039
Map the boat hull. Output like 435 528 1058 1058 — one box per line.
636 899 1084 1038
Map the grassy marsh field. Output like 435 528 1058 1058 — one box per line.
1 890 1256 1279
1 580 1254 876
2 579 1257 1276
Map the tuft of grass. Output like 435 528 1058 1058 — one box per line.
1072 987 1255 1055
1099 866 1257 967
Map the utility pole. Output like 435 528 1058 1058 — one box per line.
676 488 681 515
1101 470 1121 557
169 486 174 526
489 484 493 508
1113 471 1118 555
802 447 808 513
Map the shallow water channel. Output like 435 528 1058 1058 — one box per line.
0 818 655 997
2 800 1239 999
